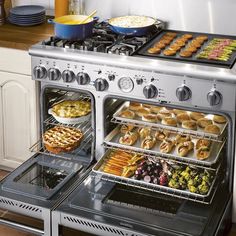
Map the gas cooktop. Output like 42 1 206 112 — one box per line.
42 22 162 56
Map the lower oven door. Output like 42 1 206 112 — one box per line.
63 174 231 236
0 153 85 201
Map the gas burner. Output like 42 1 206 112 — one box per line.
41 21 159 54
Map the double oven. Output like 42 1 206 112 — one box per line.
0 26 236 236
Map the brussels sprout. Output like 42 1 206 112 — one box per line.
168 179 180 189
189 185 198 193
194 175 202 185
171 172 179 181
198 183 209 195
202 175 210 184
179 176 187 189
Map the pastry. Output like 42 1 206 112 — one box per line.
204 124 220 135
161 117 177 127
154 42 166 49
196 146 211 160
172 109 187 115
150 106 162 113
160 139 175 153
213 115 227 124
129 102 142 111
136 108 150 117
157 108 172 120
176 113 190 124
142 114 157 123
190 112 205 121
141 136 156 149
197 118 213 128
52 100 91 118
119 131 139 146
43 126 83 154
120 109 135 119
155 130 170 141
166 32 177 38
196 139 212 149
163 49 176 56
179 50 193 58
175 134 191 144
177 141 194 157
147 47 161 54
182 120 197 130
185 46 198 53
120 124 134 134
138 127 151 139
182 34 193 40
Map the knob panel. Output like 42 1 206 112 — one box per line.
176 85 191 101
48 68 61 81
94 78 109 91
207 90 222 106
77 72 90 85
143 84 158 99
62 70 75 83
33 66 47 79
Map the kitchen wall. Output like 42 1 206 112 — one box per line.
13 0 236 35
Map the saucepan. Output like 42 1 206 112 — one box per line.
108 15 158 36
48 15 96 40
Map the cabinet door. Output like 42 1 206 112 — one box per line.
0 71 39 169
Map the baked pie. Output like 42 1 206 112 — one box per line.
43 126 83 154
52 100 91 118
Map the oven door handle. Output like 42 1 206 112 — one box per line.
0 218 44 235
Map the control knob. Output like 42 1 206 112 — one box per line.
48 68 61 81
94 78 109 91
33 66 47 79
176 85 191 101
143 84 158 99
62 70 75 83
207 90 222 106
77 72 90 85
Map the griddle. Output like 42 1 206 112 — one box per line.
134 29 236 68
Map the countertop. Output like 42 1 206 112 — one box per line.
0 21 54 50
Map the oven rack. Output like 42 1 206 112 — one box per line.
93 148 221 204
30 119 93 161
104 126 225 168
111 117 225 143
112 102 227 141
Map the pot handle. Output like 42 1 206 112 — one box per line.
47 18 55 24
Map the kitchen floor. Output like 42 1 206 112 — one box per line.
0 170 235 236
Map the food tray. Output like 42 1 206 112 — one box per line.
104 126 225 167
113 101 227 140
93 149 219 203
48 108 91 125
134 29 236 68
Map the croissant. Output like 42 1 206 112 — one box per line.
160 139 175 153
196 139 212 149
138 127 151 139
119 131 139 146
120 124 134 134
141 136 156 150
177 141 194 157
155 130 170 141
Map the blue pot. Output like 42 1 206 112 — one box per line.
108 15 157 36
48 15 95 40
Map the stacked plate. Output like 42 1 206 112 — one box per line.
8 5 46 26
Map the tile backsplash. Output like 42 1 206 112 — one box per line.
12 0 55 15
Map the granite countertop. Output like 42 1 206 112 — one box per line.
0 21 54 50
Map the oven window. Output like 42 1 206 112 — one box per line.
13 163 68 190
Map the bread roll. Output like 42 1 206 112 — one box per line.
142 114 157 123
213 115 227 124
204 124 220 135
182 120 197 130
197 118 213 128
120 109 135 119
190 112 205 121
176 113 190 124
161 117 177 127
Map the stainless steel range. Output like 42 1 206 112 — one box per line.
28 26 236 236
4 23 236 236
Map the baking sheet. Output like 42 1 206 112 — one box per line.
113 101 228 140
134 29 236 68
93 149 219 200
104 126 225 167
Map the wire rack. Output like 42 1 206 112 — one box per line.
31 116 94 161
93 147 221 204
103 126 225 169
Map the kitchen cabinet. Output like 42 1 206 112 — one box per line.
0 47 39 169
